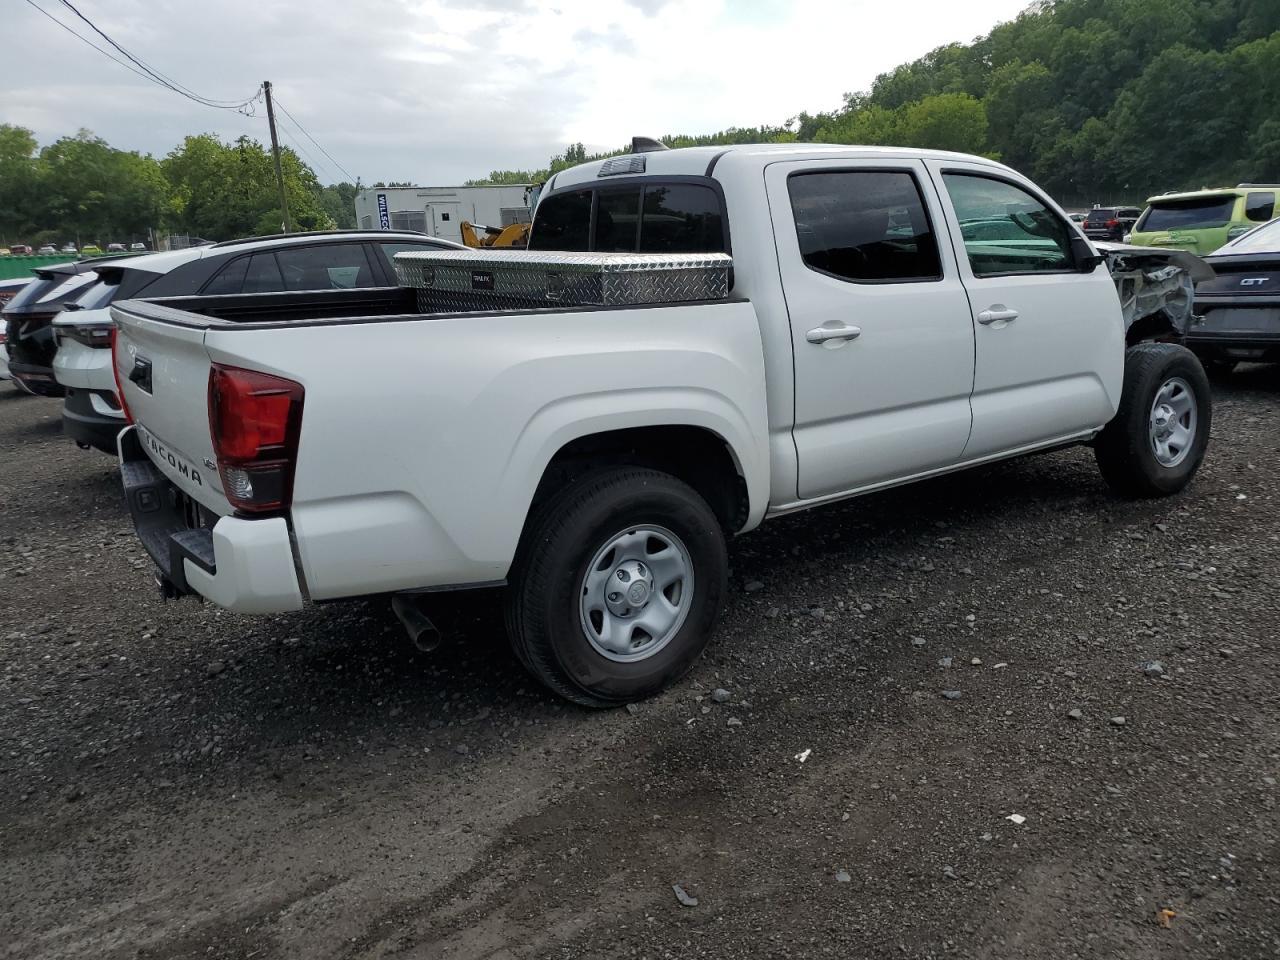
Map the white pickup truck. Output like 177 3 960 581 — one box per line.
111 143 1212 706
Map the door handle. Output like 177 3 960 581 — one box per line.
806 323 862 344
977 306 1019 325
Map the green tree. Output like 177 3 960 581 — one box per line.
0 125 40 240
164 134 333 240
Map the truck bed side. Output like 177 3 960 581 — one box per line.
111 295 770 603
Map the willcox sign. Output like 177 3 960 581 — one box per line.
377 193 390 229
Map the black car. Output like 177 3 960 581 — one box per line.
2 262 102 396
1082 206 1142 242
1187 217 1280 370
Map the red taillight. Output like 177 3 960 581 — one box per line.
1107 219 1119 228
110 327 133 424
208 363 304 514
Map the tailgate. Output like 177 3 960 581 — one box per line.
111 302 232 514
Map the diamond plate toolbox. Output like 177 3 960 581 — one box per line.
394 250 732 311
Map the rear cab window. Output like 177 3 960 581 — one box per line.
528 180 728 255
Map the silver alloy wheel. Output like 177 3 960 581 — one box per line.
1149 376 1197 468
579 525 694 663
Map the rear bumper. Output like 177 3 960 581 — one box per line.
63 387 126 452
119 426 304 614
8 361 64 397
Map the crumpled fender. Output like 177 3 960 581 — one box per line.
1096 241 1215 335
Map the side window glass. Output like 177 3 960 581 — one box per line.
943 174 1073 277
528 189 592 251
275 243 375 290
1246 192 1275 222
787 170 941 282
639 184 724 253
202 257 250 295
594 189 641 252
242 253 284 293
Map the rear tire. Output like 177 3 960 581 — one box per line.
505 467 728 707
1094 343 1211 497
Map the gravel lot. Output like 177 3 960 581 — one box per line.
2 369 1279 960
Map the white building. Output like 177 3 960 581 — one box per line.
353 184 534 245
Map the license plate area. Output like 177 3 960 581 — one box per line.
120 427 217 593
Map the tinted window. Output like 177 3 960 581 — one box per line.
639 184 724 253
595 189 641 252
243 253 284 293
1139 196 1237 231
943 174 1073 276
528 189 592 251
202 256 250 295
788 170 941 282
1245 192 1275 222
1085 208 1118 222
275 243 374 290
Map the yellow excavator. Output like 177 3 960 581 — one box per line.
459 220 530 248
459 183 542 249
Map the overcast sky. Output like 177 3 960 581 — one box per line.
6 0 1030 186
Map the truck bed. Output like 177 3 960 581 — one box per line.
114 285 743 330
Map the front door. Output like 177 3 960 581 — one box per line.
767 159 977 500
926 161 1124 458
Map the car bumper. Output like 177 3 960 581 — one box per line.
119 425 304 614
63 387 127 452
0 345 9 381
8 361 65 397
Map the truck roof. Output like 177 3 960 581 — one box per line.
548 143 1015 192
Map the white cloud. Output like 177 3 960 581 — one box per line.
3 0 1030 184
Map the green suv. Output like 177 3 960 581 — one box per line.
1129 184 1278 255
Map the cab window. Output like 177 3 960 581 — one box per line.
528 189 592 251
788 170 941 283
943 174 1074 276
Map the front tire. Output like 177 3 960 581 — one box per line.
505 468 728 707
1094 343 1211 497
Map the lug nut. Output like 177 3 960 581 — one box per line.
608 592 621 602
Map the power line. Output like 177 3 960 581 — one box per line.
271 98 359 184
30 0 260 111
53 0 260 109
272 113 329 179
21 0 159 88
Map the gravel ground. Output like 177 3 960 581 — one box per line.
2 369 1279 960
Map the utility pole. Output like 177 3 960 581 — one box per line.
263 81 293 234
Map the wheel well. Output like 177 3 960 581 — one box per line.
1126 312 1179 347
529 426 749 533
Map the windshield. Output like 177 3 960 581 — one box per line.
1225 217 1280 253
1139 196 1236 232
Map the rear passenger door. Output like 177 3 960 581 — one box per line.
767 159 977 499
927 161 1124 458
